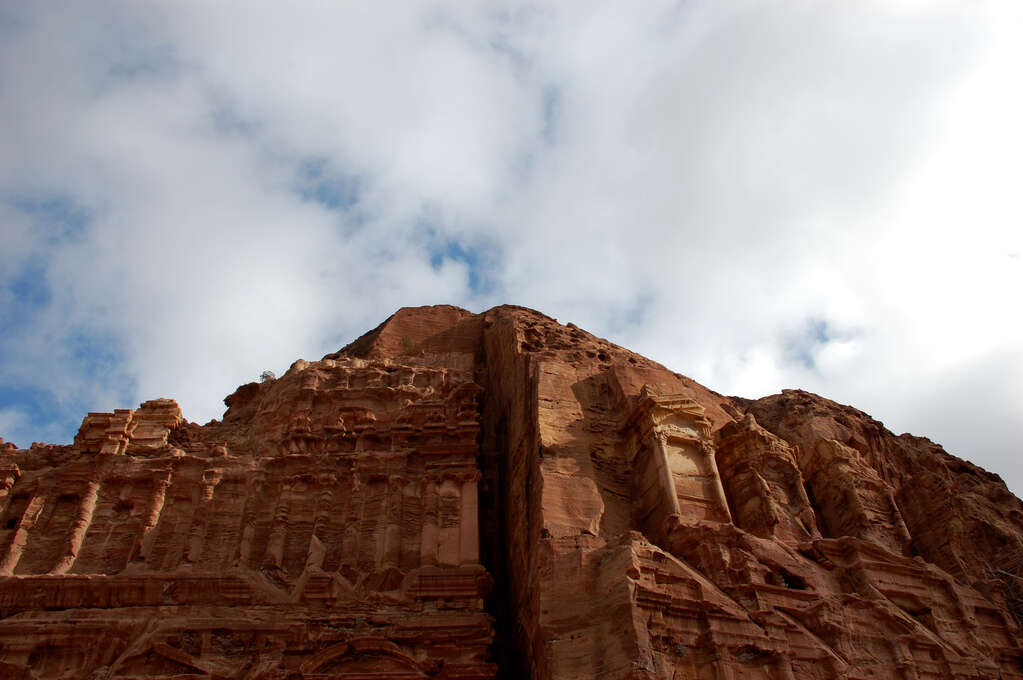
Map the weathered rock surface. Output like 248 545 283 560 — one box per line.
0 304 1021 679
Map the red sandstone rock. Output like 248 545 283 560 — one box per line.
0 304 1020 679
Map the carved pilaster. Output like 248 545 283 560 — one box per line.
50 478 102 574
421 479 439 567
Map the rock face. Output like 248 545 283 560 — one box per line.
0 304 1021 679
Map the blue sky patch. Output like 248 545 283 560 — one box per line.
297 157 362 213
5 257 50 312
0 384 73 445
425 234 497 295
783 317 834 371
0 257 51 334
2 194 89 331
430 240 479 292
413 216 498 296
613 292 655 334
65 329 128 387
11 194 90 243
0 323 133 446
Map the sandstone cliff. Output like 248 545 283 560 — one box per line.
0 305 1020 679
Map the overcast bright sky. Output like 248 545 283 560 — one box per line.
1 2 1020 493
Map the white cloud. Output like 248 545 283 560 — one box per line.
0 1 1019 494
0 408 28 442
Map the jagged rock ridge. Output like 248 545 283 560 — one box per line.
0 304 1021 679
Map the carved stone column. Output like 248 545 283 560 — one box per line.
50 478 102 574
699 441 733 524
420 478 439 567
382 476 403 568
0 493 46 574
0 466 20 514
459 471 480 566
438 477 461 567
264 483 292 569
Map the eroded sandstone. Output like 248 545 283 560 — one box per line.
0 304 1020 679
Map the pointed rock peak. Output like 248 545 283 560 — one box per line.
327 305 477 360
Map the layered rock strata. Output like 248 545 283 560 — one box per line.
0 304 1020 679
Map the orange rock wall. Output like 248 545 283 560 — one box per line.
1 304 1021 679
472 307 1023 679
0 356 495 679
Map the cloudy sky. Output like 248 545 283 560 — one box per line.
1 2 1020 493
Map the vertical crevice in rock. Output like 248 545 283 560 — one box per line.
476 365 518 676
477 316 537 679
802 480 831 538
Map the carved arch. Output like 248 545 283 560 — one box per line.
299 638 427 676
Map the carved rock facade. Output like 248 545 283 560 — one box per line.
1 304 1021 679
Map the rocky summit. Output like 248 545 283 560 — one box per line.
0 304 1021 680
